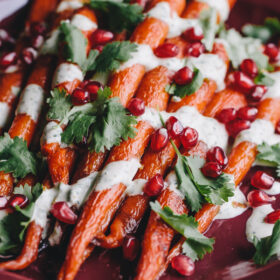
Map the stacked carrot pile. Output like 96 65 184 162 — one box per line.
1 0 280 279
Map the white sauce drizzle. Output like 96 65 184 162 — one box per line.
71 14 97 32
263 71 280 100
246 204 274 243
138 106 228 149
197 0 230 21
52 63 83 88
16 84 45 122
56 0 83 13
164 171 185 198
41 121 63 145
11 86 20 97
263 181 280 196
0 102 10 128
126 179 147 196
40 29 60 55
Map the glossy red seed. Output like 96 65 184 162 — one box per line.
216 108 236 124
236 106 258 122
226 119 251 137
71 88 90 105
31 34 44 49
173 66 193 85
180 127 198 149
144 174 164 197
166 116 183 139
127 98 145 116
231 71 255 94
91 29 114 45
206 146 228 168
154 43 179 58
0 196 8 210
21 47 36 65
276 120 280 134
201 162 222 178
84 81 103 101
8 194 29 209
150 128 169 152
51 202 77 224
171 255 195 276
248 85 267 103
264 210 280 224
251 171 275 190
122 235 140 261
186 42 205 57
247 190 275 207
0 52 17 67
264 43 279 62
183 26 204 42
240 59 258 78
30 22 46 35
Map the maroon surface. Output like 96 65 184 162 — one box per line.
1 0 280 279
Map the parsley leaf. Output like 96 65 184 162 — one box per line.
165 68 204 99
150 201 215 261
0 134 38 179
242 18 280 43
257 143 280 176
90 1 144 33
254 72 275 87
253 220 280 266
93 41 138 72
0 183 43 255
47 88 72 121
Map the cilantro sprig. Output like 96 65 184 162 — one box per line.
0 134 38 179
0 183 43 255
166 68 204 98
257 143 280 177
90 1 144 33
151 201 215 261
254 72 275 87
253 220 280 266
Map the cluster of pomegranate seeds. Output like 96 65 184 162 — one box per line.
247 190 275 208
71 88 90 105
251 171 275 190
275 120 280 134
240 59 258 78
150 128 169 152
264 43 279 63
166 116 183 139
180 127 199 149
21 47 37 65
154 43 179 58
183 26 204 43
186 42 205 57
144 174 164 197
265 210 280 224
0 51 17 67
127 98 145 116
173 66 194 85
248 85 267 104
236 106 258 122
122 235 140 261
171 255 195 276
230 71 255 94
226 119 251 138
51 202 77 224
8 194 29 209
0 196 8 210
90 29 114 50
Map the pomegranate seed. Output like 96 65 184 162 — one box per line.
71 88 90 105
226 119 251 137
0 52 17 67
186 42 205 57
91 29 114 45
30 21 46 35
127 98 145 116
173 66 193 85
275 120 280 134
93 45 104 52
171 255 195 276
236 106 258 122
21 47 36 65
144 174 164 197
183 26 204 42
216 108 236 124
180 127 198 149
264 210 280 224
122 235 139 261
0 196 8 210
8 194 29 209
247 190 275 207
206 146 228 168
264 43 279 62
251 171 274 190
201 162 222 178
154 43 179 58
51 202 77 224
248 85 267 103
0 29 10 41
150 128 169 152
240 59 258 78
31 34 44 49
231 71 255 94
84 81 103 101
166 116 183 139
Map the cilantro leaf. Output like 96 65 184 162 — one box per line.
254 72 275 87
166 68 203 99
242 18 280 43
93 41 138 72
253 220 280 265
47 88 72 121
150 201 215 261
90 1 144 33
0 134 38 179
